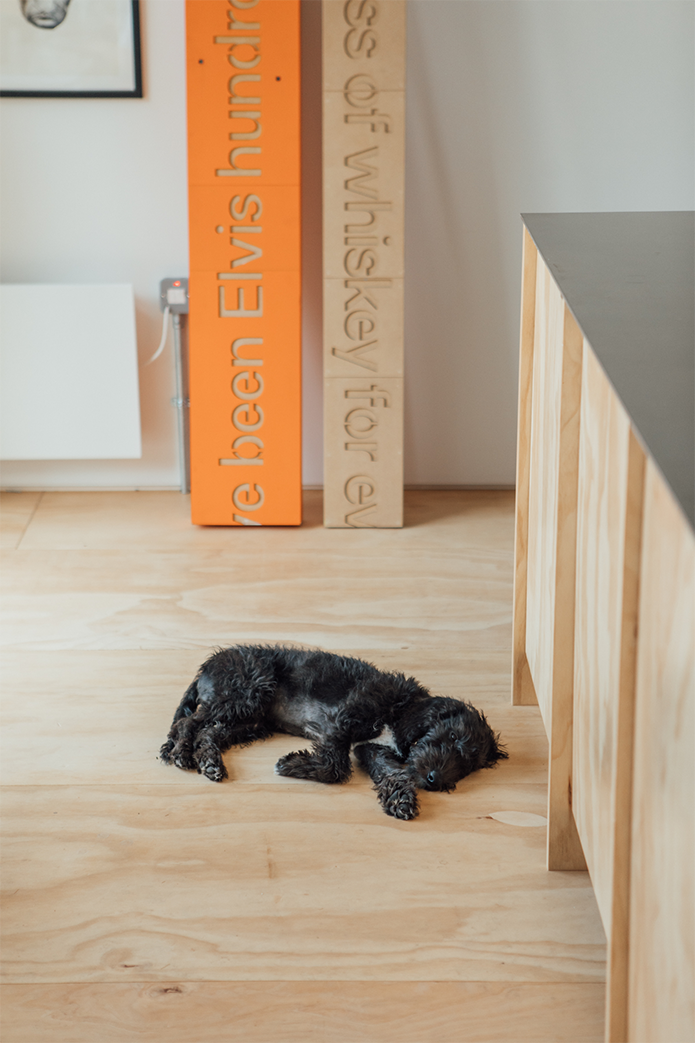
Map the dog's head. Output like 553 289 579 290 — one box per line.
405 709 507 792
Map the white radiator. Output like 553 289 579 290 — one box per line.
0 283 141 460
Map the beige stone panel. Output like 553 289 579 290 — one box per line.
324 376 403 527
323 89 405 280
323 0 404 528
628 460 694 1043
322 0 406 93
1 783 605 984
323 276 403 379
0 981 606 1043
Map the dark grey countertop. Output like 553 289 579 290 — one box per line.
522 212 694 529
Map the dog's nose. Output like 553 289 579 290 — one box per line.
427 770 438 785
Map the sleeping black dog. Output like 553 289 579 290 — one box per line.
160 645 507 819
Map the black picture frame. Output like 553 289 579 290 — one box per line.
0 0 142 99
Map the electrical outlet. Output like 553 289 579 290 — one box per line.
159 278 189 314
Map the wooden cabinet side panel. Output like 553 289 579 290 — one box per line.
605 426 644 1043
525 260 564 732
546 304 585 872
512 227 539 706
572 345 647 1041
525 258 585 871
628 462 695 1043
573 345 631 929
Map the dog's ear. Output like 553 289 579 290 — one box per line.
488 733 509 763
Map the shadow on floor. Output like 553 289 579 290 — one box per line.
300 489 515 529
403 489 515 528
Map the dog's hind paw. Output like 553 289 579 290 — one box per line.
275 750 314 779
275 747 351 784
168 744 197 771
378 775 419 820
174 755 197 772
159 741 175 764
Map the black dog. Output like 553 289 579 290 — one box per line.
160 645 507 820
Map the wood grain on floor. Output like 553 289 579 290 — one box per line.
0 982 606 1043
2 782 603 985
0 980 601 1043
0 490 605 1042
0 491 42 550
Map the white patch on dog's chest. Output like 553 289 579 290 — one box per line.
368 725 397 749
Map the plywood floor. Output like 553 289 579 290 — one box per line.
0 490 606 1042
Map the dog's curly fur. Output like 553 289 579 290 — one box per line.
160 645 507 820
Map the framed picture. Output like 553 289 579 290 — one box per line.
0 0 142 97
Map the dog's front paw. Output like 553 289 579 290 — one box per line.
197 755 228 783
275 750 312 778
378 774 419 820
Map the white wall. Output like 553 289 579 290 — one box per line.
0 0 188 488
1 0 693 490
404 0 694 486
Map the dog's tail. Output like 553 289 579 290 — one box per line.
160 679 202 765
172 679 200 723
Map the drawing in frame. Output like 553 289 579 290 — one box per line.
0 0 142 97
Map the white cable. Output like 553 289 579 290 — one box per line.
142 305 170 367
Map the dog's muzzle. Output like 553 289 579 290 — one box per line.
422 770 453 792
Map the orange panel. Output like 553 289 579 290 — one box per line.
186 0 301 526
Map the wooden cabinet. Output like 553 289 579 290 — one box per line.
513 214 694 1043
573 346 645 1041
629 464 694 1043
